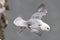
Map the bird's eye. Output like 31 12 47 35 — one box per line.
47 28 49 29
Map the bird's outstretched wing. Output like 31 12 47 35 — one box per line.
13 17 27 27
31 3 48 19
13 17 29 33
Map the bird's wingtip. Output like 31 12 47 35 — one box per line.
37 3 45 9
40 3 45 7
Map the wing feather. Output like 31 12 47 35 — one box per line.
31 3 48 19
13 17 27 27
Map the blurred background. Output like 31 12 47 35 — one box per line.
4 0 60 40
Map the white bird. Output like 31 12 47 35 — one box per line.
13 3 50 35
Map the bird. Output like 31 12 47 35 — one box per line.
13 3 50 36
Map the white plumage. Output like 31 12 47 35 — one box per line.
14 17 27 27
13 3 50 35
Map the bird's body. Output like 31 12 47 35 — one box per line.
13 3 50 36
27 18 50 33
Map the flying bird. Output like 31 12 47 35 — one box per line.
13 3 50 36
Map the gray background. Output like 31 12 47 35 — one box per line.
4 0 60 40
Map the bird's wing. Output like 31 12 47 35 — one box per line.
31 3 48 19
13 17 27 27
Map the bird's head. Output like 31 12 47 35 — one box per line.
40 21 50 31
